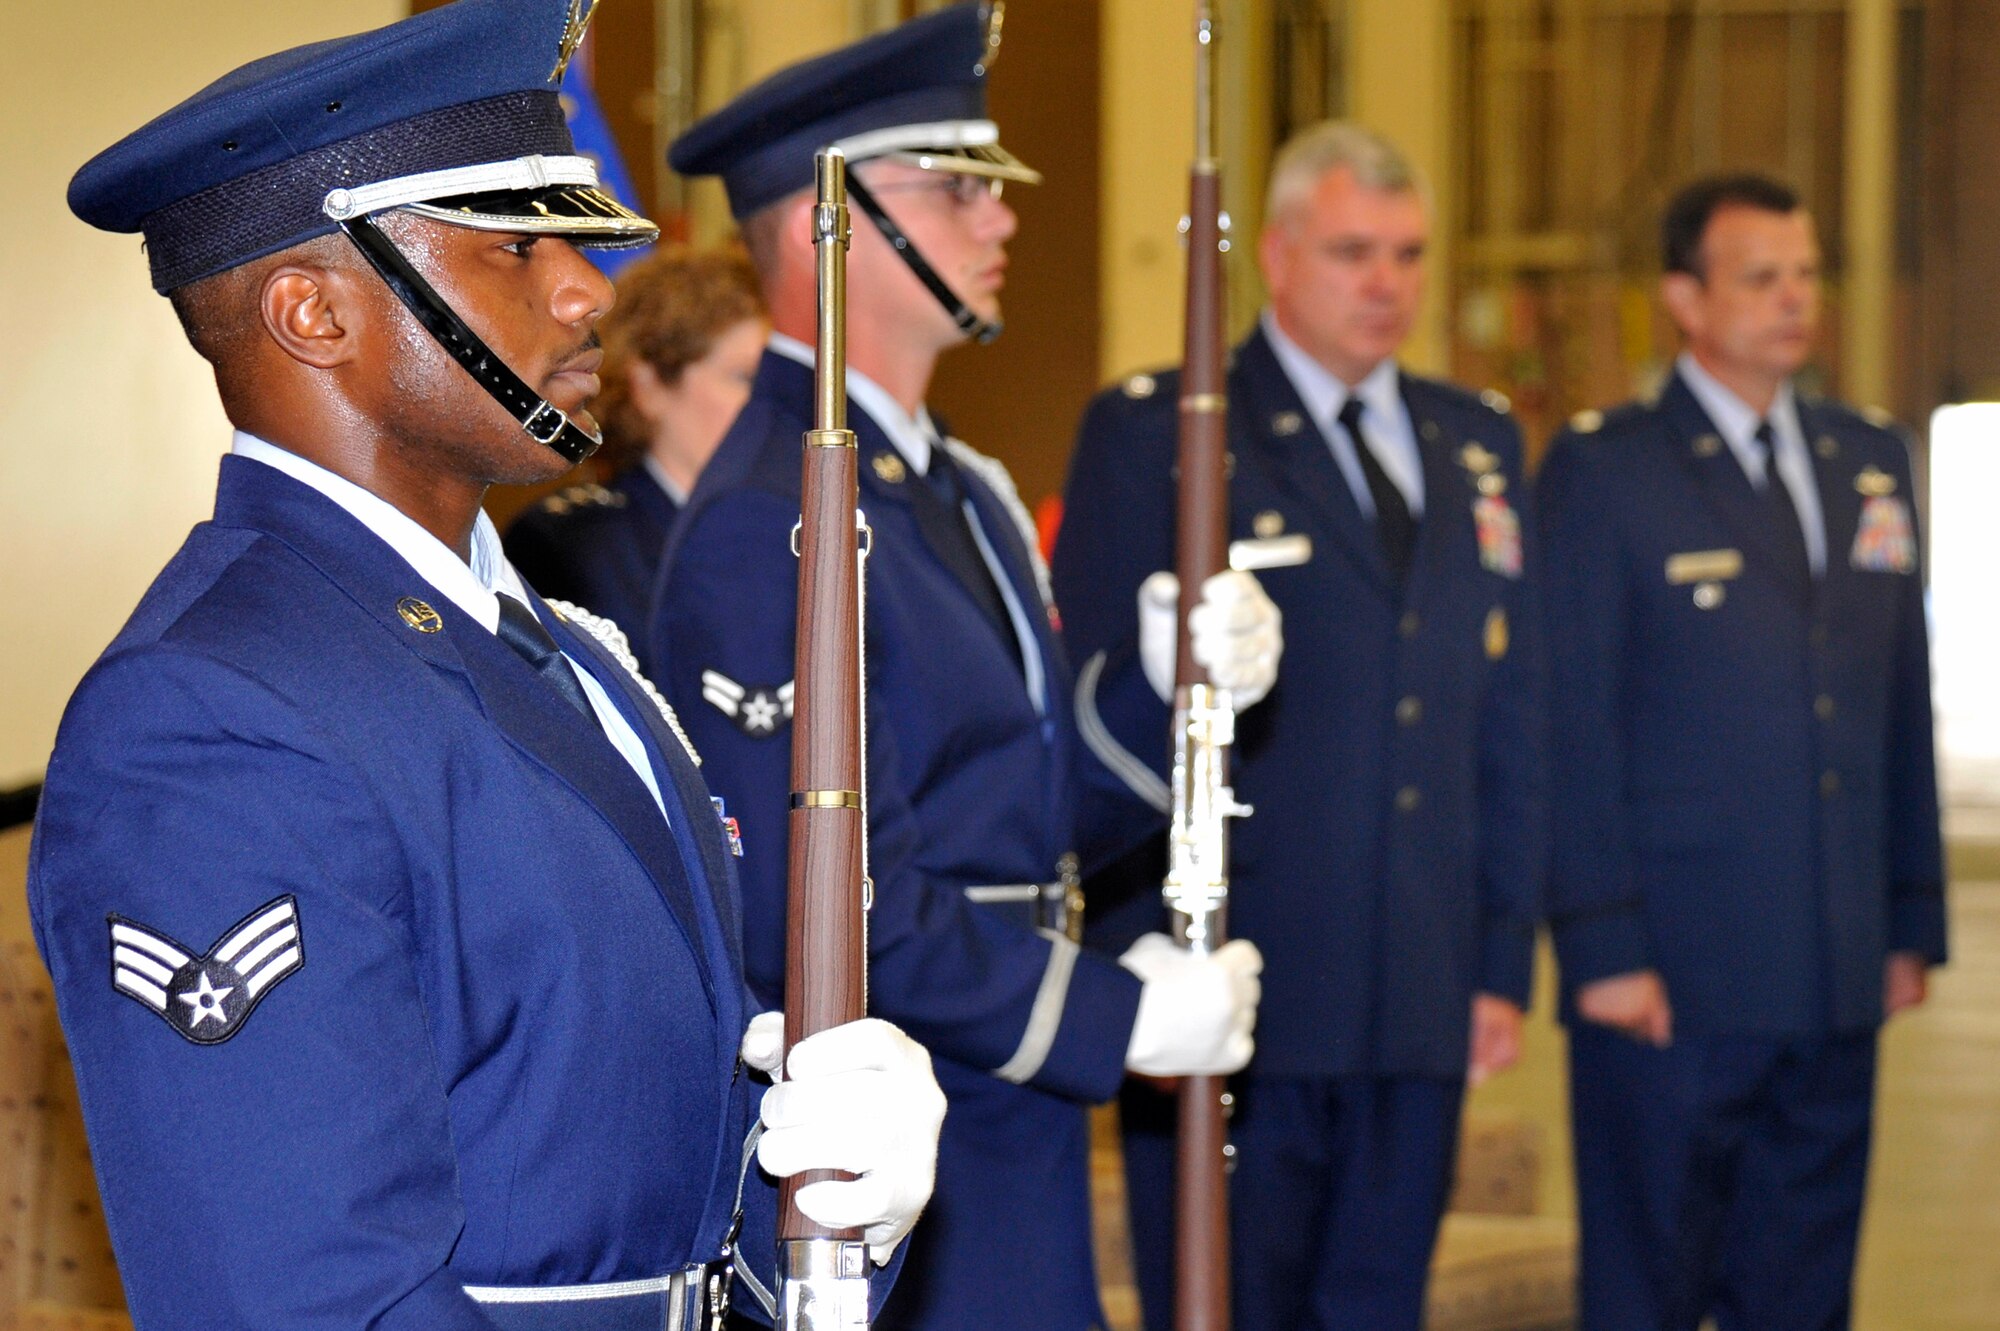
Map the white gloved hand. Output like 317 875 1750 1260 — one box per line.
755 1017 947 1265
739 1010 786 1075
1137 569 1283 708
1120 932 1264 1077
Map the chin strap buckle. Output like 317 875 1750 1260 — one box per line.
523 401 570 446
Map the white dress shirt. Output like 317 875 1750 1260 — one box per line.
1676 353 1827 576
231 432 670 818
1262 309 1425 518
766 333 1047 714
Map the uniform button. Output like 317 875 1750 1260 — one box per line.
1396 696 1423 726
1821 770 1841 798
1816 694 1836 721
1395 785 1423 813
1399 611 1420 639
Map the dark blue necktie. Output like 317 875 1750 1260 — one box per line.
1339 397 1416 580
496 594 593 719
1753 420 1812 585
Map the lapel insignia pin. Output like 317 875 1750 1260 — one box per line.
109 896 304 1045
1854 466 1898 497
872 452 907 484
701 670 795 737
1693 434 1723 458
397 597 443 633
1253 510 1286 538
1816 434 1840 459
1271 411 1304 437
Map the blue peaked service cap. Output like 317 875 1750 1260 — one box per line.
70 0 657 293
669 2 1040 220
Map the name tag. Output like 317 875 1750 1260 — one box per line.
1664 549 1743 585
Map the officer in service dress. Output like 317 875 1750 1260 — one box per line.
1054 121 1548 1331
504 244 766 651
32 3 944 1326
1538 173 1946 1331
649 7 1281 1328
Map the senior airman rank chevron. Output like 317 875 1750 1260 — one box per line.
108 896 304 1045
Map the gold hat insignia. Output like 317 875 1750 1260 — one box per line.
551 0 601 81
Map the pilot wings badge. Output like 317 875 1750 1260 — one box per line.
108 896 304 1045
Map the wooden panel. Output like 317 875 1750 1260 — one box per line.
928 2 1101 507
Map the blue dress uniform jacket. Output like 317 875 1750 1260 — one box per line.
1537 373 1948 1034
26 456 869 1330
1055 328 1548 1080
648 350 1155 1330
504 465 681 662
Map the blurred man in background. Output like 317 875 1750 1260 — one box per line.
1056 120 1547 1331
1538 173 1947 1331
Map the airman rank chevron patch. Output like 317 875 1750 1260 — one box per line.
108 896 303 1045
701 670 795 738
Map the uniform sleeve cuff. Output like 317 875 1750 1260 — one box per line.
1002 943 1144 1103
1550 907 1651 990
1479 917 1536 1007
1889 886 1949 964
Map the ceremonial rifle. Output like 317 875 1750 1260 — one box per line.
777 146 874 1331
1165 8 1243 1330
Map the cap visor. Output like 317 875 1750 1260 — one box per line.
405 184 658 248
889 141 1041 186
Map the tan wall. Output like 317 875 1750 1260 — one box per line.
1 0 403 790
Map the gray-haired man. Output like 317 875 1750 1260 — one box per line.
1055 121 1548 1331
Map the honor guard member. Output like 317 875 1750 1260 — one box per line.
1537 174 1946 1331
654 7 1278 1328
1055 122 1548 1331
33 2 947 1326
505 245 768 655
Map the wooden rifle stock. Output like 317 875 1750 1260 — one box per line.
777 147 873 1330
1167 8 1238 1331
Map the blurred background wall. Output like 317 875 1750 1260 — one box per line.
11 0 2000 792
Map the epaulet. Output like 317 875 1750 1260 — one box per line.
941 438 1053 612
544 599 701 768
538 482 626 517
1118 367 1183 402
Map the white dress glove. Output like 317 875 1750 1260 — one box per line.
1138 569 1283 708
751 1016 947 1265
1120 933 1264 1077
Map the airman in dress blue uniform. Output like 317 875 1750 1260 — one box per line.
652 7 1276 1328
1055 123 1547 1331
1538 174 1947 1331
33 3 945 1326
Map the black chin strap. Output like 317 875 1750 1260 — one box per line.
339 216 602 465
843 173 1003 346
